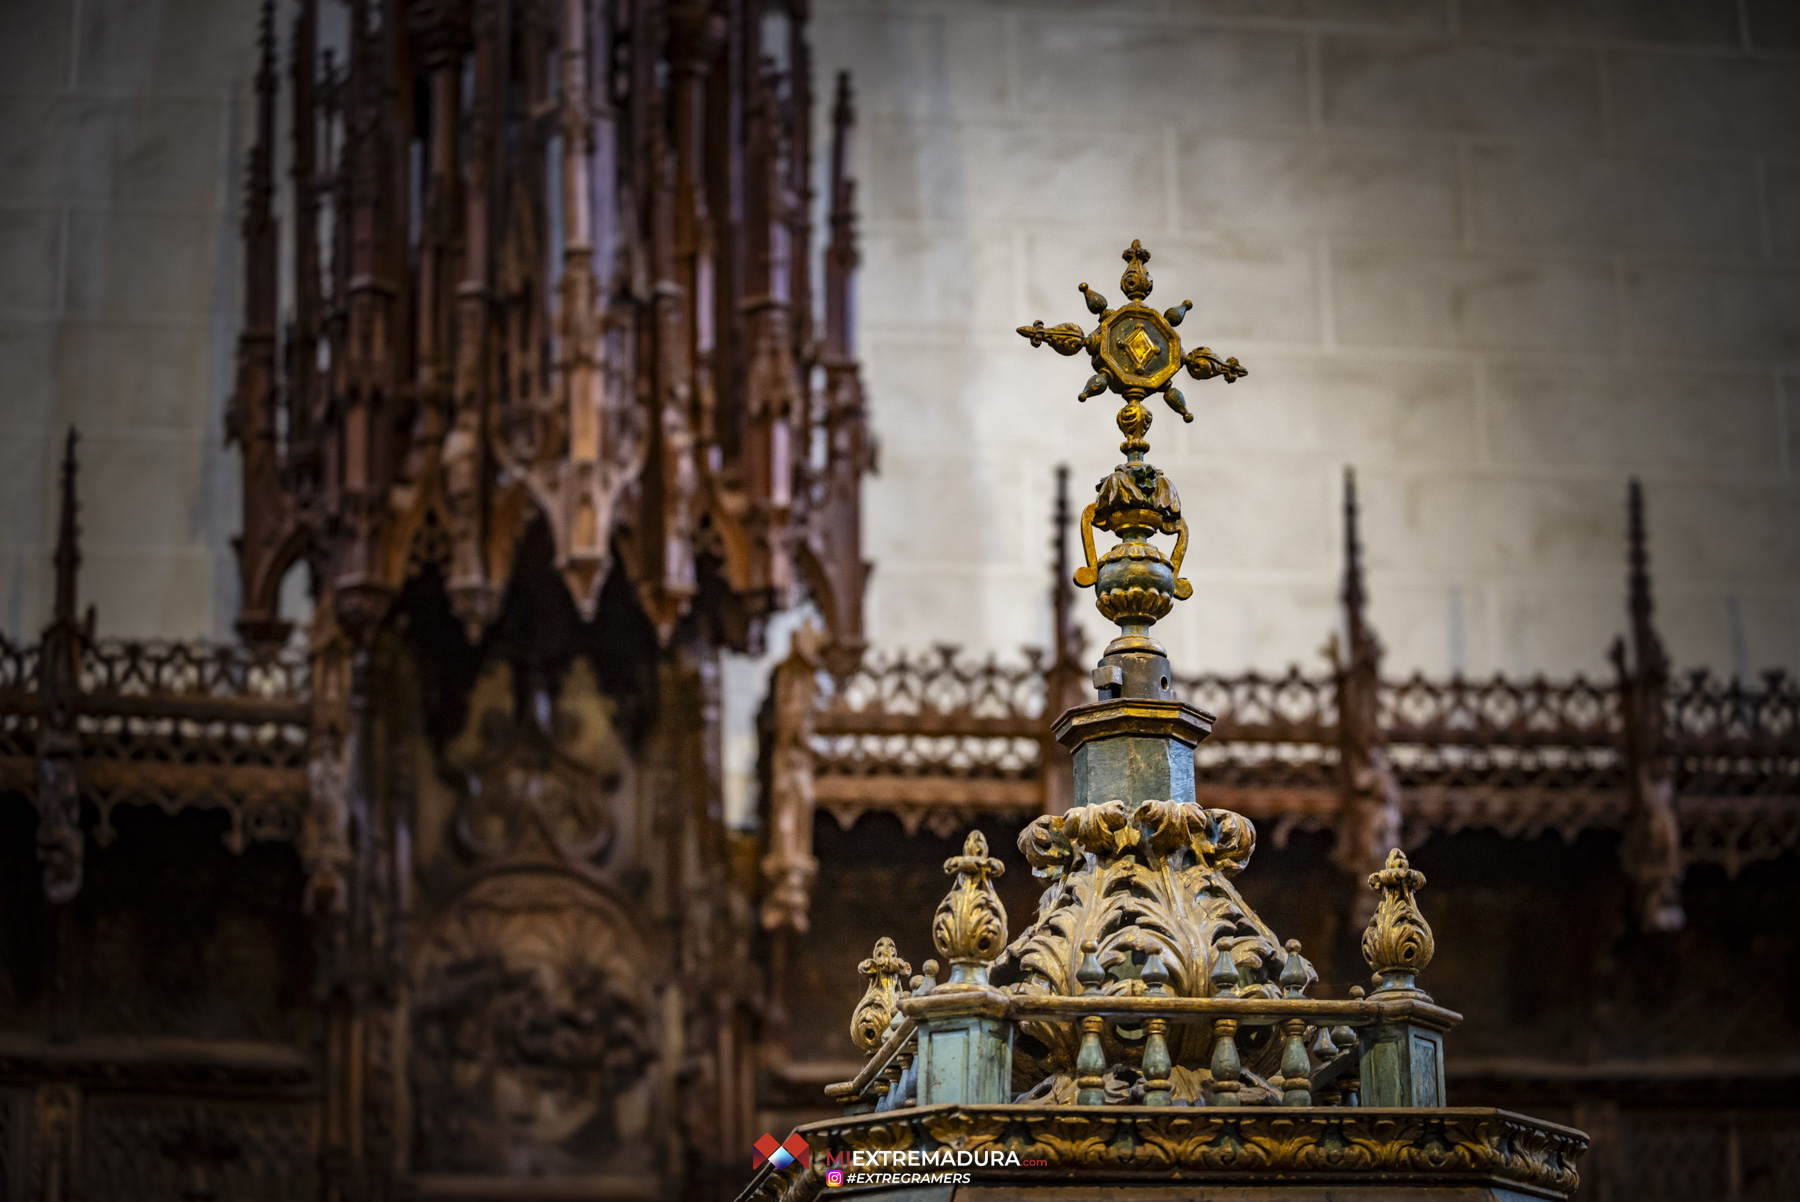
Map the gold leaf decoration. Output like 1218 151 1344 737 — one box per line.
1063 800 1140 855
1361 847 1435 992
1015 319 1088 356
1018 813 1072 880
996 799 1288 1091
849 936 911 1054
931 831 1008 983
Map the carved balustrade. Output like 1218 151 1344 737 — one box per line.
811 649 1051 835
0 633 312 854
832 985 1472 1116
777 646 1798 906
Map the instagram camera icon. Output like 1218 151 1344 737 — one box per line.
825 1168 846 1187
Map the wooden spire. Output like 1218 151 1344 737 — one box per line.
52 428 79 630
1342 466 1369 654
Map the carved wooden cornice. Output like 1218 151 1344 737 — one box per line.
738 1105 1588 1202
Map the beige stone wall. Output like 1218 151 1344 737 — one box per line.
0 0 258 640
1 0 1796 682
815 0 1800 677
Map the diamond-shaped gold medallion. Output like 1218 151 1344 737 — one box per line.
1121 324 1158 371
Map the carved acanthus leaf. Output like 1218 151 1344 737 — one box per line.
1361 847 1435 993
850 936 912 1054
931 831 1008 981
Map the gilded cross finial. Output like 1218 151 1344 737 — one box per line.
1017 239 1246 459
1020 243 1247 640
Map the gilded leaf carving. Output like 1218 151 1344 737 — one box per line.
996 798 1287 1090
849 937 911 1054
1361 847 1436 992
931 831 1008 981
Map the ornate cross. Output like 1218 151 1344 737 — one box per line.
1018 240 1246 458
1018 241 1248 633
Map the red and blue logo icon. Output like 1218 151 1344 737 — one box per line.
752 1132 810 1171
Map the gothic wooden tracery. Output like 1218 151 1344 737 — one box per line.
761 469 1800 935
0 1 871 1198
228 0 869 659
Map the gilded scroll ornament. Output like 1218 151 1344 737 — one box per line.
932 831 1009 987
850 937 913 1054
1362 847 1436 994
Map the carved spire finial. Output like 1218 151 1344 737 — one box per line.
52 428 80 629
246 0 277 249
1049 464 1085 670
1343 467 1368 650
931 831 1008 989
1616 479 1683 933
850 936 912 1054
1361 848 1435 995
1626 477 1666 680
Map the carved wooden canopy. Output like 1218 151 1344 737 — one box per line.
228 0 871 666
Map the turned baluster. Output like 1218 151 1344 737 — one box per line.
892 961 937 1105
878 1006 907 1102
1208 942 1241 1105
1140 949 1173 1106
1278 1018 1311 1107
1075 939 1107 1105
1312 1024 1343 1105
886 971 926 1105
1210 938 1239 998
1278 940 1314 1106
1209 1018 1242 1106
1338 987 1364 1106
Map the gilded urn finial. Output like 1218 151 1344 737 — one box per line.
1018 241 1247 656
1361 847 1436 995
932 831 1008 989
849 936 912 1053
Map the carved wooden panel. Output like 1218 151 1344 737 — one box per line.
79 1095 316 1202
411 872 653 1176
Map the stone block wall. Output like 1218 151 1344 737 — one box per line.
0 0 255 640
0 0 1796 683
815 0 1800 677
